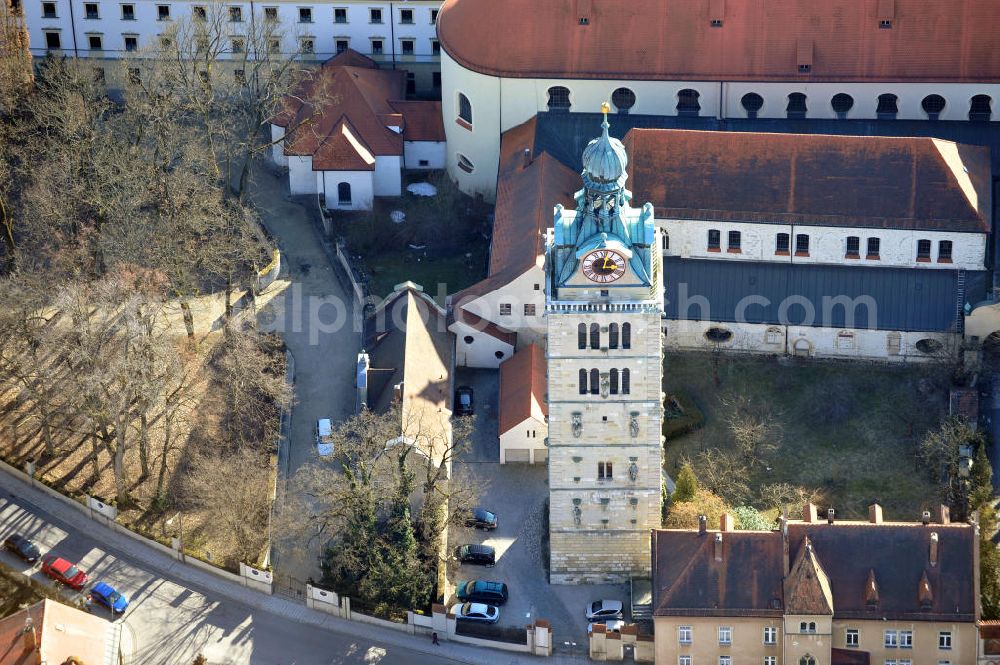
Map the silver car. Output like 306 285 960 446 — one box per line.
586 599 624 622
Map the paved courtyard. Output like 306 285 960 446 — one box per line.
450 369 630 653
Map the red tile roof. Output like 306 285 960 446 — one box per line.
499 343 547 435
0 599 110 665
274 50 406 170
439 0 1000 82
624 129 992 233
450 118 578 305
390 101 447 142
313 117 376 171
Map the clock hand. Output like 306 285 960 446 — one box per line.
602 257 612 270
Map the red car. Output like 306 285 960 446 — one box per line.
40 554 88 590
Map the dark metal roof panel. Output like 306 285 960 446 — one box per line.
663 257 987 332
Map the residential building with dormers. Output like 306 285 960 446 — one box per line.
652 504 979 665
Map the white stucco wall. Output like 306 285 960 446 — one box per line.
404 141 446 169
451 266 547 344
450 318 514 368
288 155 317 195
659 219 986 270
320 170 374 210
373 155 402 196
663 319 958 362
441 51 1000 199
270 124 288 167
499 416 548 464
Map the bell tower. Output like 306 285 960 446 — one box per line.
545 106 664 584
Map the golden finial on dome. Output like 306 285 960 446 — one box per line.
600 101 611 116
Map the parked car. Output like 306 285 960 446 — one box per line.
316 418 334 456
450 602 499 624
454 386 474 416
90 581 129 614
456 579 508 605
464 508 498 531
586 599 624 622
2 534 41 563
454 543 495 567
588 619 625 635
40 554 88 590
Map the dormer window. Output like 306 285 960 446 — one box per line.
880 19 892 28
710 19 722 27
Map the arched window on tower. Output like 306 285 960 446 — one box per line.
877 93 898 119
622 323 632 349
676 89 701 117
922 94 946 120
786 93 807 119
621 368 631 394
741 92 764 119
579 369 587 395
457 92 472 126
831 93 854 119
609 368 619 394
578 323 587 350
589 368 600 395
609 323 619 349
970 95 993 121
547 86 571 112
590 323 600 349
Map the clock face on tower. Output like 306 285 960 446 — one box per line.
582 249 627 283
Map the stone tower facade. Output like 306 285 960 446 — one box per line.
546 109 664 584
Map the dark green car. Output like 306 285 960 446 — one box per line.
456 579 508 605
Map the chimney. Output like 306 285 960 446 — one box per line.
803 502 818 523
720 513 734 532
714 532 723 561
522 147 532 168
698 515 707 535
922 510 931 525
929 531 939 566
21 618 36 654
934 504 951 525
826 508 835 525
868 503 883 524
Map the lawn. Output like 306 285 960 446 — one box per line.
663 352 951 520
330 171 491 302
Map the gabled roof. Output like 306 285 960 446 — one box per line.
652 529 785 618
784 536 834 615
787 522 977 621
314 117 376 171
438 0 1000 82
363 283 453 463
449 118 578 306
499 344 547 435
624 129 992 233
0 599 111 665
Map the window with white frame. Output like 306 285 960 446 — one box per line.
499 303 511 316
899 630 912 648
764 658 776 665
718 626 732 645
298 6 311 22
229 5 242 22
334 7 347 22
524 304 536 316
678 626 692 644
763 626 777 645
938 631 951 649
885 630 898 648
719 657 731 665
369 7 381 23
846 628 859 647
679 657 692 665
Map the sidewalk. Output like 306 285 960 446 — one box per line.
0 469 589 665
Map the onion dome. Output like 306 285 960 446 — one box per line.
582 102 628 186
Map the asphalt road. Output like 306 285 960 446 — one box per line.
0 471 568 665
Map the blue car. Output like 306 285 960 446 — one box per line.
90 581 129 614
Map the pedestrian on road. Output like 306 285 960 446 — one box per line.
431 632 440 646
